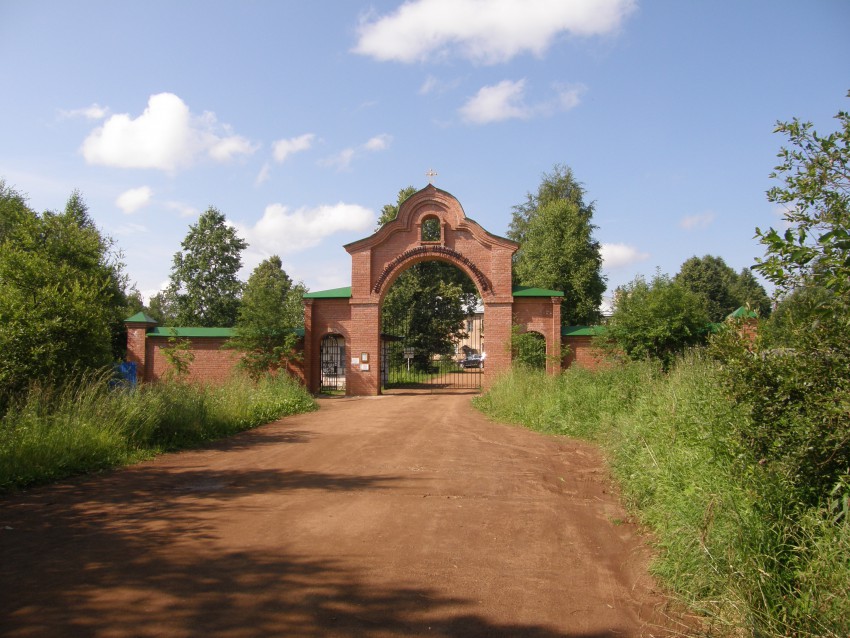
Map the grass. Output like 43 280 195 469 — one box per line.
474 354 850 637
0 371 317 492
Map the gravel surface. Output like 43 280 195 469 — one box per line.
0 393 687 637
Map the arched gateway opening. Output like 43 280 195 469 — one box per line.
381 259 483 391
303 185 564 396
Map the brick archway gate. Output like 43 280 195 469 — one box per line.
303 185 563 396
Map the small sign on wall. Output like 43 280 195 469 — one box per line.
351 358 360 366
359 363 370 372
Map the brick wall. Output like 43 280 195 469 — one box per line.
146 336 241 384
127 327 306 386
562 335 609 370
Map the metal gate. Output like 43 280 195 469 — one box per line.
319 334 345 393
381 310 484 392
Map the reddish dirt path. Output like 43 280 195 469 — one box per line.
0 394 685 637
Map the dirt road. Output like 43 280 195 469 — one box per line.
0 394 683 637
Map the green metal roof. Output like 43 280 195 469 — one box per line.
727 306 758 320
512 285 564 297
304 285 564 298
148 327 234 338
303 286 352 299
561 325 607 337
125 312 159 323
147 326 305 338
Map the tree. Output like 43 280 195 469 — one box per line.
123 288 147 318
61 189 131 357
511 326 547 370
147 289 178 325
606 271 710 369
755 90 850 301
713 93 850 504
730 267 772 317
0 179 30 242
675 255 771 322
227 256 305 380
757 284 829 347
167 207 247 327
0 184 128 402
381 262 476 371
376 185 416 228
508 165 605 325
675 255 739 322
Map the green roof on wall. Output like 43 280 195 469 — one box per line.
148 327 235 338
125 312 159 323
303 286 353 299
304 285 564 298
561 325 606 336
512 285 564 297
147 327 306 338
727 306 758 319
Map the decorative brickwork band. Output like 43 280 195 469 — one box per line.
372 245 491 294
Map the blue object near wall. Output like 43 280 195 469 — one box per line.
112 362 137 389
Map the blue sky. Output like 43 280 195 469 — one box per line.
2 1 848 307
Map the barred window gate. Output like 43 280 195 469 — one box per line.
319 334 345 393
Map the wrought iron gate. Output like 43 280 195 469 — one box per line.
319 334 345 393
381 311 484 392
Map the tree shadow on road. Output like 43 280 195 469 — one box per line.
0 464 636 637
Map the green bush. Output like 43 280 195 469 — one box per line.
510 326 547 370
605 271 710 369
710 316 850 508
475 358 850 637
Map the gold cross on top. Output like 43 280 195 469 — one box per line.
425 168 438 184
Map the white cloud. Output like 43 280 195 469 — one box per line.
460 79 529 124
209 135 258 162
353 0 636 64
419 74 461 95
81 93 257 171
319 148 357 171
601 243 650 269
364 133 392 151
679 211 716 230
116 186 153 214
59 103 109 120
165 201 199 218
553 83 586 111
420 75 439 95
255 163 271 186
235 202 375 256
112 222 148 236
459 79 584 124
319 134 391 170
272 133 315 163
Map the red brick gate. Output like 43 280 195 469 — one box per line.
304 185 563 396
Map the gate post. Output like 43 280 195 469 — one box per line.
303 299 316 393
548 296 562 375
348 301 381 396
482 301 514 389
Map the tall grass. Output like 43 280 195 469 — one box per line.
0 372 317 492
474 355 849 637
